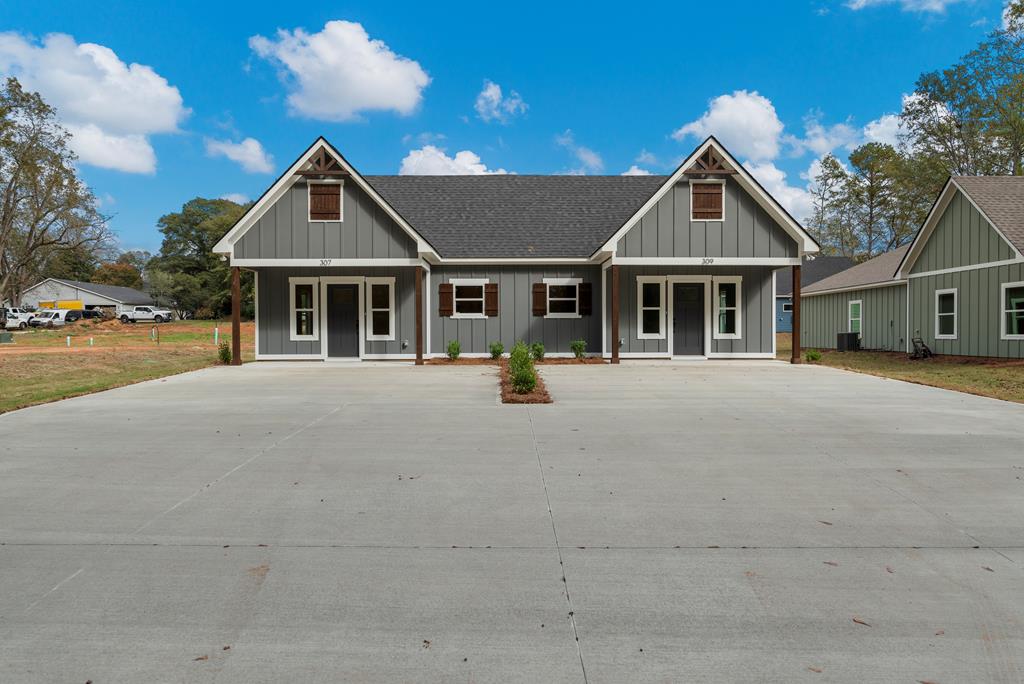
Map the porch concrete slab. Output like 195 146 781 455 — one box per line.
0 360 1022 682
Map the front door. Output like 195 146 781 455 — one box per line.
326 284 359 358
672 283 704 356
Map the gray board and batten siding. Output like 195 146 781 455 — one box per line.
801 283 908 352
429 266 601 355
615 180 797 259
235 181 418 260
910 189 1016 274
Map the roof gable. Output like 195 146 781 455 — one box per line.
25 278 153 304
803 246 909 295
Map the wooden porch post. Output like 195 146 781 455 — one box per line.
611 265 620 364
790 264 802 364
231 266 242 366
415 266 424 365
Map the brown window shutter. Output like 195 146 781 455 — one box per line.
484 283 499 316
532 283 548 316
692 183 723 220
578 282 593 316
309 183 341 220
438 283 454 317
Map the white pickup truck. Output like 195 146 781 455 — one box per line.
118 305 174 324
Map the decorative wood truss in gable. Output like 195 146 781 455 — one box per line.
682 147 737 176
295 146 350 178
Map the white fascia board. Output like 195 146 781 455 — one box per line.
593 137 821 258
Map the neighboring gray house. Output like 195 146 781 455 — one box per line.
213 137 820 362
801 176 1024 358
15 278 154 310
774 256 853 333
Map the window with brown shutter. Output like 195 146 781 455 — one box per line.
532 283 548 316
484 283 499 316
578 282 592 316
438 283 454 317
308 182 342 221
691 182 724 221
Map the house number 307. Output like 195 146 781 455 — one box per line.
702 258 714 265
320 259 333 266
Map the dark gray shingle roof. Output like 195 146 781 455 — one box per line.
364 175 668 258
776 255 855 296
803 245 910 294
953 176 1024 253
50 279 154 304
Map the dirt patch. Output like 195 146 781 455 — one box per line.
499 360 552 404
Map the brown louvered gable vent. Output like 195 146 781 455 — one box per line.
309 183 341 221
692 183 723 221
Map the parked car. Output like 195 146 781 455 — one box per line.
28 310 67 328
2 307 32 330
81 309 108 320
64 309 84 323
119 306 173 324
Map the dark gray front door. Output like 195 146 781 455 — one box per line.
672 283 704 356
327 284 359 358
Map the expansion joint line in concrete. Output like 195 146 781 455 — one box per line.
526 406 588 684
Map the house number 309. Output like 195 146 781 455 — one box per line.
320 259 333 266
702 258 714 265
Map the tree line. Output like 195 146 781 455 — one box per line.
809 8 1024 260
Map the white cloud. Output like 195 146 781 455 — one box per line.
474 80 527 123
401 131 446 145
555 129 604 174
399 145 508 175
220 193 250 204
786 111 860 156
846 0 965 12
249 20 430 122
744 161 814 221
635 149 658 166
621 165 652 176
205 137 274 173
1005 1 1023 31
863 113 903 146
0 32 188 173
672 90 783 162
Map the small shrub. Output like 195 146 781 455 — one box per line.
511 365 537 393
489 341 504 359
509 340 532 373
446 340 461 361
529 341 545 361
805 348 822 363
218 340 231 364
570 339 587 360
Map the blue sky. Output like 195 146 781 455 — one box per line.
0 0 1009 253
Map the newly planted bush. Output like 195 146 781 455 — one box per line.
446 340 461 360
509 341 531 373
217 340 231 364
529 341 545 361
805 348 822 363
511 365 537 393
570 339 586 360
489 341 504 359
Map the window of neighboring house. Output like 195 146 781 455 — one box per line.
1002 281 1024 340
289 277 319 341
308 181 343 222
366 277 395 340
935 288 957 340
452 279 487 318
544 278 581 318
713 277 742 339
782 302 793 313
636 277 665 339
690 181 725 221
848 300 862 337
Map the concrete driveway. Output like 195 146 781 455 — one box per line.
1 361 1022 682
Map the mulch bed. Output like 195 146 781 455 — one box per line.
499 359 552 404
426 356 604 365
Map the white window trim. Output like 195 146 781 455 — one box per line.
307 179 344 223
1001 280 1024 341
782 302 793 313
451 278 488 319
543 277 582 319
848 299 863 337
689 179 726 223
712 276 742 340
934 288 958 340
636 276 666 340
289 276 320 341
365 276 396 341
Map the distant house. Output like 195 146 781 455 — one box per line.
16 278 154 310
774 256 852 332
801 176 1024 358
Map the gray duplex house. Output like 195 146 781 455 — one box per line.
213 137 820 363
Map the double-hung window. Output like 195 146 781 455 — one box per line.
451 279 487 318
366 277 395 340
1002 281 1024 340
713 277 742 339
848 300 862 337
636 277 665 339
289 277 319 341
935 288 957 340
544 278 581 318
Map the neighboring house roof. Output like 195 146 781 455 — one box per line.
776 255 855 296
949 176 1024 253
802 245 910 295
25 278 154 304
365 175 666 258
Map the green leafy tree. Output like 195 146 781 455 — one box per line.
42 244 99 282
92 260 144 289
